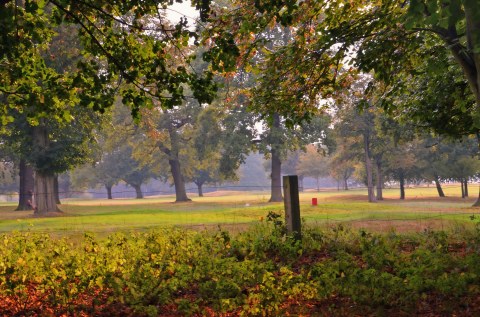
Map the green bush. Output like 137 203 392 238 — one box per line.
1 221 480 315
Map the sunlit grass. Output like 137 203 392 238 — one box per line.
0 184 478 235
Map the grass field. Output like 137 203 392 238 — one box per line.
0 184 479 236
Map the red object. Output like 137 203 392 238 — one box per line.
312 198 318 206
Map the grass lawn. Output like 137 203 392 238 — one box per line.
0 184 479 236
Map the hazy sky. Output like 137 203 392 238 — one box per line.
165 2 199 26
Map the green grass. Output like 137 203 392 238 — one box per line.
0 185 478 235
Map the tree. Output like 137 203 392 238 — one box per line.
204 0 480 205
106 103 157 199
415 135 450 198
118 145 155 199
205 0 480 130
187 104 251 197
71 154 122 200
1 1 218 211
137 100 198 202
334 78 379 203
257 114 332 202
16 160 34 210
328 148 356 191
328 116 359 191
296 144 329 192
0 142 34 210
439 137 480 198
0 17 109 214
282 151 305 191
384 141 419 200
0 160 17 195
71 101 159 200
1 1 217 121
2 101 102 214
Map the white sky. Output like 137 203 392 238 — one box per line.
164 2 199 25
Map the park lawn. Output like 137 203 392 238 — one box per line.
0 185 478 235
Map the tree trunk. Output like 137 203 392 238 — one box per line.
363 131 376 203
34 172 60 215
399 170 405 200
375 158 383 201
269 113 283 202
133 184 143 199
474 133 480 206
15 159 34 211
299 175 304 192
106 184 113 199
461 180 465 198
169 159 190 202
32 124 61 215
434 174 445 197
464 179 469 197
343 171 349 190
471 139 480 202
452 4 480 206
54 175 61 204
269 147 283 202
196 182 204 197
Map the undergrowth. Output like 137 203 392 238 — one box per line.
1 213 480 316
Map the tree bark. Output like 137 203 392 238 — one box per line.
375 158 383 201
363 131 376 203
196 182 204 197
106 184 113 199
32 124 61 215
434 174 445 197
461 180 465 198
269 113 283 202
158 124 191 203
464 179 469 197
54 175 61 204
450 3 480 206
299 175 304 192
269 147 283 202
399 170 405 200
15 159 34 211
169 159 190 202
419 2 480 206
34 172 60 215
343 171 349 190
474 133 480 206
133 184 143 199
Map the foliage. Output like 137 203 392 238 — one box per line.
0 161 17 193
204 0 480 146
71 103 157 199
1 223 480 315
1 1 218 123
296 144 329 191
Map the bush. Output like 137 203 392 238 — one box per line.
1 222 480 315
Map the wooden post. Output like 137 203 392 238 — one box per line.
283 175 301 240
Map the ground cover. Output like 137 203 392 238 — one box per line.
1 221 480 316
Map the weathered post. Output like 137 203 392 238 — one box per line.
283 175 301 240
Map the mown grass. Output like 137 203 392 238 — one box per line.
0 185 478 235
